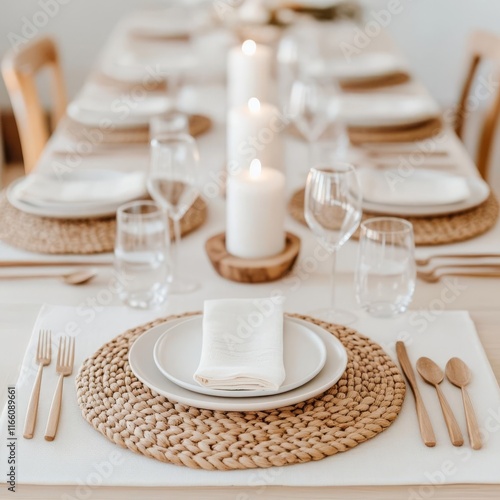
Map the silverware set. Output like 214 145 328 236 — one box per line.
23 331 75 441
396 341 481 449
416 253 500 283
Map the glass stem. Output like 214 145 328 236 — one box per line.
171 216 182 282
308 140 315 172
330 249 337 314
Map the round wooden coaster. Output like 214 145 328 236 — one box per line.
0 194 207 254
76 312 405 471
288 189 499 246
205 232 301 283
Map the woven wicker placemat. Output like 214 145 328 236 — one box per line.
64 114 212 145
76 312 405 471
0 194 207 254
288 188 499 246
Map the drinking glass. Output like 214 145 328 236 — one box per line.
355 217 416 317
150 110 189 141
288 78 329 171
115 201 170 309
148 133 200 294
304 163 362 324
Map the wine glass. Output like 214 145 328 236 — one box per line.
148 133 200 294
288 78 330 172
304 163 363 324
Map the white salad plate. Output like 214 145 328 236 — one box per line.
359 169 490 217
7 170 146 219
153 316 327 398
129 315 348 412
337 94 440 128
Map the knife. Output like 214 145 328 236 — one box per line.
396 341 437 447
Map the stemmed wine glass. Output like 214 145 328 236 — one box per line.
148 133 200 294
288 78 330 173
304 163 363 324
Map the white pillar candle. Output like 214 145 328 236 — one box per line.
226 159 286 259
227 97 284 174
228 40 272 108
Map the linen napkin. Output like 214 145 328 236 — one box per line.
358 167 471 206
12 170 147 205
193 298 286 390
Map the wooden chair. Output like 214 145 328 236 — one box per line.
2 36 67 174
455 31 500 181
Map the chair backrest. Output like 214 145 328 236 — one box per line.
455 31 500 180
2 36 67 174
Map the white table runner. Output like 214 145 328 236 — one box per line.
1 305 499 488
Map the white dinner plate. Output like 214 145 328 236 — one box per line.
361 173 490 217
337 94 440 128
7 170 145 219
129 315 348 411
153 316 327 398
67 94 170 129
307 52 408 83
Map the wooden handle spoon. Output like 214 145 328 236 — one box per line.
446 357 482 450
417 357 464 446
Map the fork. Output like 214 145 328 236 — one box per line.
44 336 75 442
416 253 500 267
418 266 500 283
23 330 51 439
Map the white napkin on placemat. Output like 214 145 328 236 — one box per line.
358 167 471 206
194 298 286 390
12 170 147 206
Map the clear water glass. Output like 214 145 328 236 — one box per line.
115 201 169 309
355 217 416 317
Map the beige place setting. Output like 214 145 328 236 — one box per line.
1 1 500 499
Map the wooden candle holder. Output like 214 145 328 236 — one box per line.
205 232 301 283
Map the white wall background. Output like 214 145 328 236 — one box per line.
0 0 499 108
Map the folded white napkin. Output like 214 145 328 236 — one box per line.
194 298 286 391
358 167 471 206
13 170 147 206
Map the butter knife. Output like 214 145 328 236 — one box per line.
396 341 437 447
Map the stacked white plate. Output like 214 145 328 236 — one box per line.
357 167 490 217
307 52 409 86
7 169 147 219
128 315 348 411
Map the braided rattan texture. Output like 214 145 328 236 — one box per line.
76 312 405 471
0 194 207 254
288 189 499 246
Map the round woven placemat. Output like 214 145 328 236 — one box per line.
288 189 499 246
76 312 405 471
0 194 207 254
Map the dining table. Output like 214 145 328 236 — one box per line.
1 12 500 500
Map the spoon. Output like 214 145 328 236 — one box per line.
416 357 464 446
0 269 97 285
446 357 482 450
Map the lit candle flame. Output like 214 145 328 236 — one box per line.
242 39 257 56
249 159 262 179
248 97 260 113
